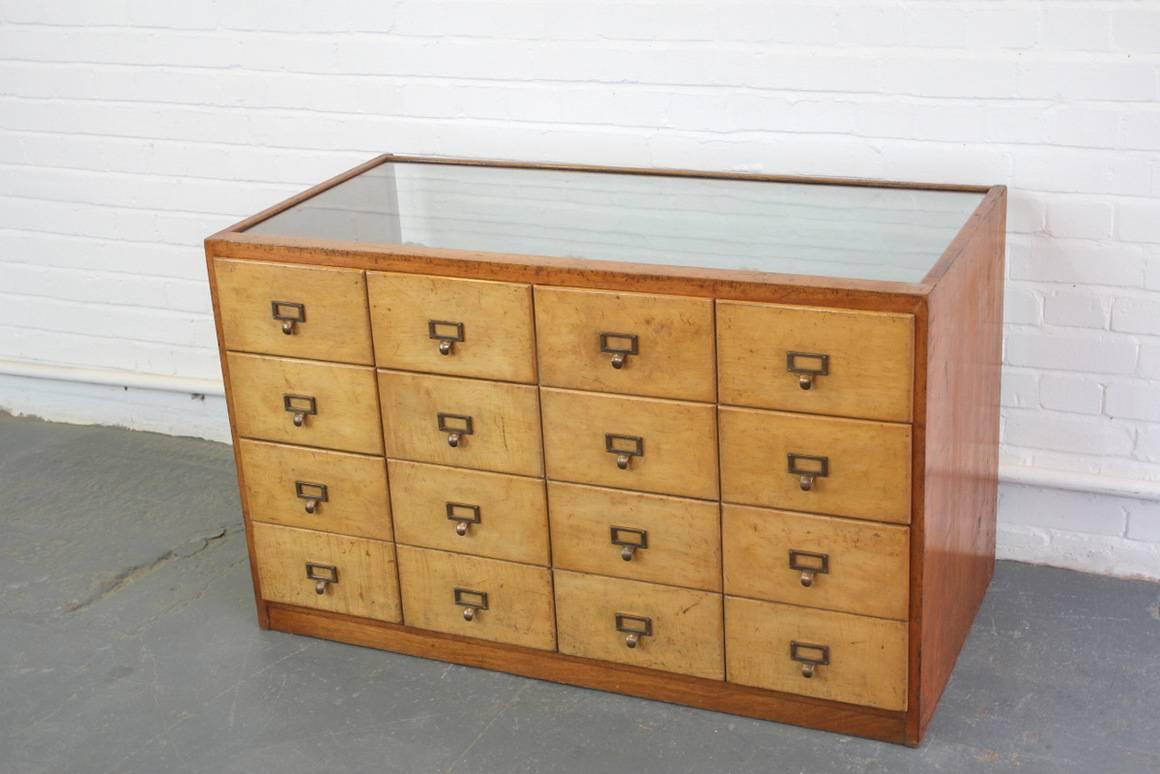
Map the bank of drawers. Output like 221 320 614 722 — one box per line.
219 258 915 712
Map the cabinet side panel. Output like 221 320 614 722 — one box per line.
917 189 1006 737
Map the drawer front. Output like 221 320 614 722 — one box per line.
725 596 908 710
541 389 718 500
227 353 383 455
378 370 543 477
239 439 392 541
548 482 721 592
252 522 401 622
719 407 911 524
554 571 723 679
396 545 555 650
717 301 914 423
214 259 373 365
368 272 536 383
534 286 715 401
389 460 549 565
723 505 908 620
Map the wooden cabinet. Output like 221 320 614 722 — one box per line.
208 154 1005 746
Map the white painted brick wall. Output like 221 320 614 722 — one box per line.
1 1 1158 578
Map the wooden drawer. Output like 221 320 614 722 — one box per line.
214 259 373 365
389 460 549 565
534 286 715 401
719 407 911 524
227 353 383 455
239 439 392 541
717 301 914 422
554 571 723 680
396 545 555 650
251 522 401 622
548 482 721 592
725 596 908 710
723 505 908 620
541 388 718 500
378 370 543 477
368 272 536 383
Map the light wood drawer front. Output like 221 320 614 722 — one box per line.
723 505 908 620
214 259 373 365
725 597 908 710
252 523 401 622
554 571 723 680
396 546 555 651
719 407 911 524
390 461 549 565
717 301 914 423
368 272 536 383
227 353 383 455
240 439 392 541
534 287 715 401
378 371 543 477
548 483 721 592
541 389 718 500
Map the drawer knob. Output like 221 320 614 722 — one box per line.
454 587 488 622
283 394 317 428
605 433 644 471
611 526 648 562
786 351 829 391
272 300 306 336
429 320 465 356
437 413 474 448
446 502 481 537
788 549 830 588
295 481 329 515
790 640 830 679
306 561 338 595
600 332 639 370
616 612 652 649
787 453 829 492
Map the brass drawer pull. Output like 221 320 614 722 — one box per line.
454 587 488 621
437 413 474 448
788 549 830 587
786 351 829 390
306 561 338 595
605 433 644 470
272 300 306 335
600 332 639 369
787 453 829 491
294 480 328 514
610 526 648 562
429 320 466 356
790 640 830 679
615 612 652 649
446 502 482 537
283 394 317 427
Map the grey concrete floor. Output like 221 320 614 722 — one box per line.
1 412 1158 774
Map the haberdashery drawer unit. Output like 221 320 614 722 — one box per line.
205 154 1005 746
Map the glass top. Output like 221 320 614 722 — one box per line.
246 161 985 283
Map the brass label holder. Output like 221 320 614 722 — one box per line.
428 320 466 356
786 351 829 390
787 452 829 491
610 525 649 562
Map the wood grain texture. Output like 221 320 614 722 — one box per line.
722 504 908 620
554 570 724 680
725 596 908 711
540 388 718 500
534 286 716 401
226 352 384 455
252 523 401 622
367 272 537 383
377 370 543 477
396 545 556 651
214 258 374 365
389 460 549 565
548 482 721 592
239 439 392 540
717 301 914 422
719 407 911 524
